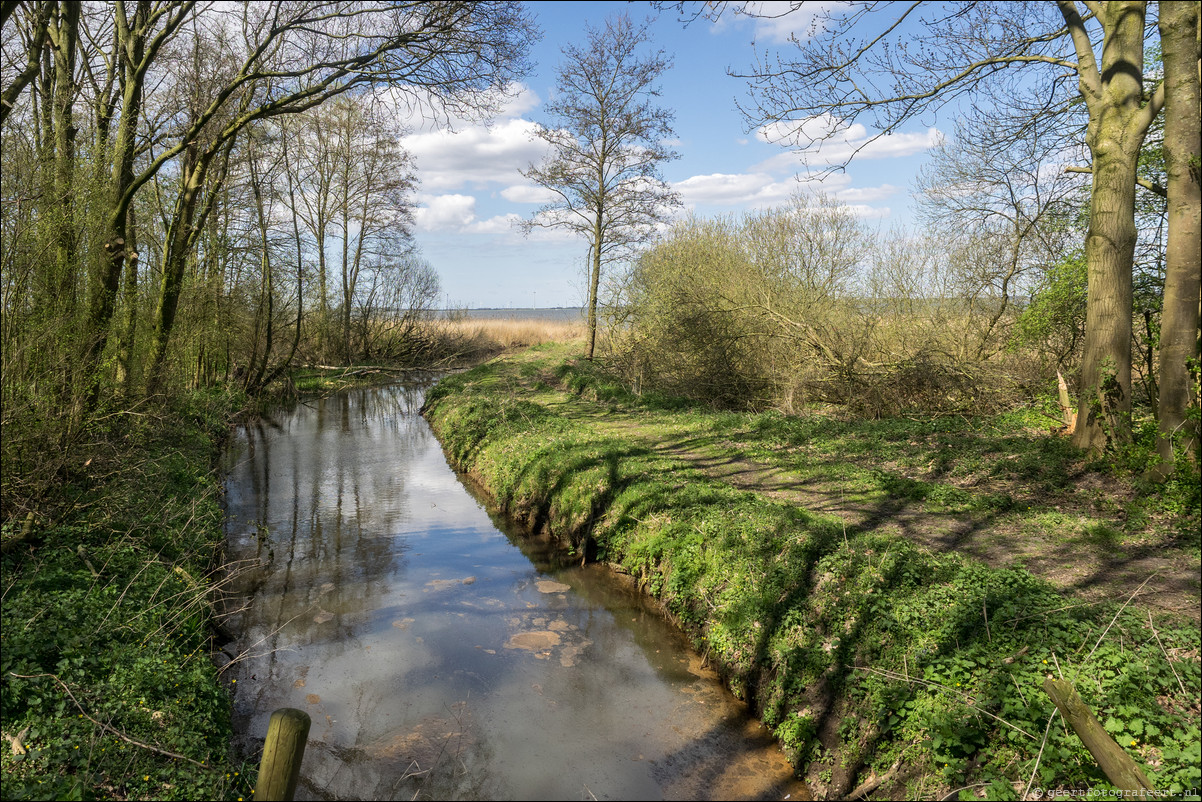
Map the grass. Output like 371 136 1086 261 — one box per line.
1 390 256 801
419 316 587 367
421 346 1202 800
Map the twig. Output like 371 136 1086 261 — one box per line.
1147 611 1188 698
1084 573 1158 665
854 666 1036 739
940 783 988 801
1023 710 1058 800
847 753 904 799
8 673 213 768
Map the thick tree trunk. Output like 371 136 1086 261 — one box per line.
1070 0 1160 452
145 146 203 396
1153 1 1202 473
1074 142 1139 450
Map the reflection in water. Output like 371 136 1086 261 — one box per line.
223 383 809 801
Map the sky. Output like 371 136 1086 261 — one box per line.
399 1 948 310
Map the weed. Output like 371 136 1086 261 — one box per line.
1 391 254 801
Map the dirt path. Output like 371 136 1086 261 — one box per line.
588 415 1200 624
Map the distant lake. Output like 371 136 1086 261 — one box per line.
437 307 585 322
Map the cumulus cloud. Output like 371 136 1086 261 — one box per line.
834 184 900 203
414 194 478 231
500 184 557 204
674 170 858 208
402 118 548 191
464 214 524 235
754 115 942 169
674 172 798 207
413 194 578 243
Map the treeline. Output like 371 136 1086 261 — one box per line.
0 2 535 437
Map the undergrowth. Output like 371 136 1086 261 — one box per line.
1 390 254 801
422 352 1202 801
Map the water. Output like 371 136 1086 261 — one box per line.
221 382 809 801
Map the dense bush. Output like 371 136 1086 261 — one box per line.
607 195 1047 417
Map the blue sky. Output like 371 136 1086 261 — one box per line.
400 1 947 309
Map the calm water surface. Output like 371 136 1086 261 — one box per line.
222 382 809 801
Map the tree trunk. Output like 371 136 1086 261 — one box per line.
586 212 603 361
81 0 148 407
50 0 78 325
1153 0 1202 473
145 145 203 395
1069 0 1160 452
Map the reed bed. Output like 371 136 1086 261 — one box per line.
425 316 586 364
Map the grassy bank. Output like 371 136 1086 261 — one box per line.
1 392 254 801
421 345 1201 800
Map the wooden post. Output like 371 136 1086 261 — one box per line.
254 708 311 801
1043 678 1153 792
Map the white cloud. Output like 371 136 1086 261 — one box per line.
414 194 477 231
675 172 797 206
401 117 548 191
390 82 542 133
834 184 900 203
674 170 857 208
754 118 942 170
500 184 556 204
464 213 524 235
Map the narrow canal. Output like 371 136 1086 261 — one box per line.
222 381 809 801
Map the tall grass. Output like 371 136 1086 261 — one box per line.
421 316 586 365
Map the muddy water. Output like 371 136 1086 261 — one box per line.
222 382 809 801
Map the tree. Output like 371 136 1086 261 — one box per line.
520 13 680 361
719 1 1165 452
1153 0 1201 472
1 1 536 405
916 110 1086 361
140 1 534 394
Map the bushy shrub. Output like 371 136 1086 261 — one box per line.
608 196 1033 416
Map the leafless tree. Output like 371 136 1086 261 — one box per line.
520 13 680 360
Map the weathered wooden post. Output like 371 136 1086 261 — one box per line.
254 708 311 801
1043 678 1153 792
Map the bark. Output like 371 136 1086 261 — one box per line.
144 139 232 396
49 0 79 323
1153 0 1202 472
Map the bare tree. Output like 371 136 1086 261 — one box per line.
520 13 680 360
916 111 1086 360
